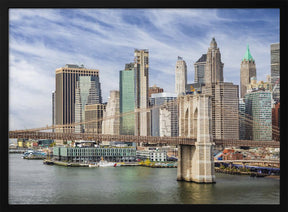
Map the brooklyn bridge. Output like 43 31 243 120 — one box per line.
9 94 280 183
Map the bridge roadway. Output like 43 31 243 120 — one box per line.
9 131 280 148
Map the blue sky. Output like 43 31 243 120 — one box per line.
9 8 280 130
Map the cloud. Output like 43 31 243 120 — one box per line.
9 8 280 130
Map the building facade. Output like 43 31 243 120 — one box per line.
201 38 239 140
272 102 280 141
240 44 256 98
84 104 106 134
102 90 120 140
134 49 150 137
150 92 178 137
175 56 187 96
239 98 246 140
148 85 164 97
55 64 102 133
194 54 207 84
53 146 136 162
119 66 135 135
204 38 224 84
203 82 239 139
270 43 280 103
244 91 272 141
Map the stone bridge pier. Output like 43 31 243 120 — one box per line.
177 94 215 183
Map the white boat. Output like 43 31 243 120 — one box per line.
98 160 117 167
88 163 99 168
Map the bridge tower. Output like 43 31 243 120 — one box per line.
177 94 215 183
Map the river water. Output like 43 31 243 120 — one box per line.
8 154 279 204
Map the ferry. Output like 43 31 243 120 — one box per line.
22 149 47 159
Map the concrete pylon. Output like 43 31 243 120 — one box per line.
177 94 215 183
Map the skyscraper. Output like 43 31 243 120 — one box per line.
204 38 224 84
102 90 120 137
134 49 150 137
119 64 135 135
175 56 187 96
74 75 102 133
55 64 102 133
202 38 239 139
271 43 280 103
150 92 178 137
52 91 56 133
194 54 207 84
240 44 256 98
244 91 272 141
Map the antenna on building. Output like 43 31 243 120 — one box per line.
178 56 183 60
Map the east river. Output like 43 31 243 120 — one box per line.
9 154 279 204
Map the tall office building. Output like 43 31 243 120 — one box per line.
84 104 106 134
239 98 246 140
55 64 102 133
52 91 56 132
244 91 272 141
271 43 280 103
150 92 178 137
202 38 239 139
74 76 102 133
134 49 150 137
102 90 120 136
204 37 224 84
240 44 256 98
119 64 135 135
203 82 239 139
175 56 187 96
194 54 207 84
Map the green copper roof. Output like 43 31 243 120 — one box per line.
242 44 254 62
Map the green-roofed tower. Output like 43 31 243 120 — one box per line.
242 44 255 62
240 44 256 98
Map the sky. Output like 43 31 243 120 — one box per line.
9 8 280 131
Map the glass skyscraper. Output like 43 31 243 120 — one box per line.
119 67 135 135
55 64 102 134
75 75 102 133
244 91 272 141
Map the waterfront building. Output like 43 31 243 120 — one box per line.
84 103 106 134
134 49 150 137
240 44 257 98
201 38 239 139
194 54 207 84
244 90 272 141
53 146 136 162
150 92 178 137
55 64 102 134
175 56 187 96
136 149 167 162
102 90 120 145
148 84 164 97
119 64 135 135
270 43 280 103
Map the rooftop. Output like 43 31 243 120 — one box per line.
242 44 255 62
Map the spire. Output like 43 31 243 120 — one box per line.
242 44 254 62
210 37 217 48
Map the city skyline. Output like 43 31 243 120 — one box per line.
9 8 280 130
